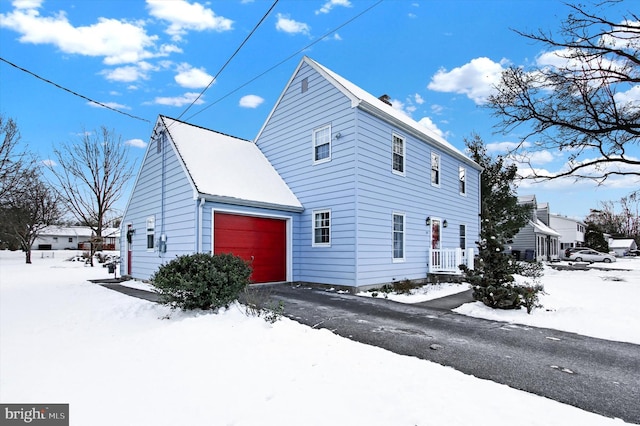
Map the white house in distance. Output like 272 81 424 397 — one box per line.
32 226 120 251
549 214 586 256
609 239 638 257
120 56 482 290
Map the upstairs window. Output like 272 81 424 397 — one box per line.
431 152 440 186
459 166 466 195
392 134 405 175
301 77 309 93
313 125 331 164
313 209 331 246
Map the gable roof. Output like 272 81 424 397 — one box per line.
530 218 561 237
609 239 638 249
160 116 303 212
256 56 481 171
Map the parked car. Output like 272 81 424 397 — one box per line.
564 247 593 258
569 249 616 263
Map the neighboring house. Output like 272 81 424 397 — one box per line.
609 239 638 257
120 56 481 290
32 226 120 251
510 196 561 261
549 214 586 257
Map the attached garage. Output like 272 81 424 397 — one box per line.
213 212 287 284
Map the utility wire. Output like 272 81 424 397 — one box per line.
175 0 280 121
184 0 384 123
0 56 151 123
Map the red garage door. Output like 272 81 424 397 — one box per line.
214 212 286 284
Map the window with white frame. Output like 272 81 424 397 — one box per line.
313 210 331 246
301 77 309 93
146 216 155 250
431 152 440 186
313 125 331 163
393 213 405 260
459 224 466 249
392 134 405 175
459 166 466 195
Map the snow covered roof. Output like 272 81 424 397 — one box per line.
518 195 537 205
160 116 303 212
38 226 93 238
264 57 481 171
530 219 561 237
609 239 638 249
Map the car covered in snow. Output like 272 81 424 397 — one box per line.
569 249 616 263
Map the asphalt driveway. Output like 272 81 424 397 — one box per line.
249 284 640 424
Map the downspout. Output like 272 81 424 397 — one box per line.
198 197 205 253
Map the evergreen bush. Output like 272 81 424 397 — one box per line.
152 253 252 311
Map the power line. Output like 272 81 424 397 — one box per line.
0 56 150 123
184 0 384 123
175 0 280 121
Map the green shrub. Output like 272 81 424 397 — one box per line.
152 253 252 311
467 260 545 314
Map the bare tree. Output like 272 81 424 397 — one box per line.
487 1 639 183
0 168 63 263
48 127 134 265
0 114 29 199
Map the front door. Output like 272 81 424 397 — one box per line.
431 218 442 266
127 223 133 275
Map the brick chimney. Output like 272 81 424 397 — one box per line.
378 94 392 106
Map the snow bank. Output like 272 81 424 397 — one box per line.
0 251 632 425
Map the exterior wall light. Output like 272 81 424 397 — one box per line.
425 217 431 226
443 220 448 228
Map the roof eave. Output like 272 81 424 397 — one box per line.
199 194 304 213
357 100 482 171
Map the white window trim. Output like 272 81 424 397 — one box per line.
459 165 467 196
392 133 406 176
312 209 331 247
459 224 467 249
431 152 441 187
392 212 406 262
146 216 155 252
312 124 332 165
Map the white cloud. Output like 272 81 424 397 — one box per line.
125 138 147 149
315 0 352 15
102 65 149 82
146 0 233 41
41 158 56 167
87 101 129 110
239 95 264 108
614 84 640 111
153 92 204 107
414 93 424 105
417 116 446 139
275 13 310 36
0 4 159 65
430 104 444 115
427 57 509 105
486 141 531 154
13 0 42 9
174 63 213 89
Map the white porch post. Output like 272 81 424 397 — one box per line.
466 247 475 270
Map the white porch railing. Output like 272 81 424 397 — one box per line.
428 248 475 274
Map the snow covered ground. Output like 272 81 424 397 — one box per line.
0 250 636 425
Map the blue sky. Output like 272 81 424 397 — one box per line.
1 0 637 219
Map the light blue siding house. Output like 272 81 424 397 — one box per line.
121 56 481 290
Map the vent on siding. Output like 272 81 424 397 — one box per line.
301 77 309 93
378 94 392 106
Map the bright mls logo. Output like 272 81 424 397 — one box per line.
1 404 68 425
